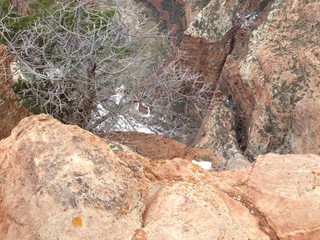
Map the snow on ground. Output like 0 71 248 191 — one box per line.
114 115 155 133
242 11 258 27
94 85 160 134
11 61 25 83
109 85 125 105
191 160 212 170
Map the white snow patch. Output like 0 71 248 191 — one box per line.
45 67 63 79
191 160 212 170
109 85 125 105
115 115 154 133
93 85 162 134
11 61 25 83
96 103 108 116
242 12 258 27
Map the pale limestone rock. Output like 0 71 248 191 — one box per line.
185 0 237 42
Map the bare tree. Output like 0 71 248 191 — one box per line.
0 0 212 140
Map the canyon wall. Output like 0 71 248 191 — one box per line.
177 0 320 159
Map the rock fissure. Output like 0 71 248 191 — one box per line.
244 159 257 187
214 24 242 82
141 184 163 228
226 192 280 240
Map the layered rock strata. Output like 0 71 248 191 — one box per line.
178 0 320 159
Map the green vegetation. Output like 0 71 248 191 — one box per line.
0 1 34 42
264 123 274 133
1 0 132 120
160 0 185 46
0 0 115 42
28 0 55 11
12 79 43 114
161 0 185 24
193 18 204 30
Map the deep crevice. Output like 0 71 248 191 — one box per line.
218 0 276 161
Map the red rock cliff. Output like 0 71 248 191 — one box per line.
178 0 320 160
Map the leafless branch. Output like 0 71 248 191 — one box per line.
1 0 211 142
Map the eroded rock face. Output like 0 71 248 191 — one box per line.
107 131 227 170
0 45 30 140
192 101 251 168
1 114 320 239
228 0 320 158
183 0 320 159
218 153 320 239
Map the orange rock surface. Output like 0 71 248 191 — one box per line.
0 114 320 239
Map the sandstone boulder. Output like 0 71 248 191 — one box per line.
219 153 320 239
1 115 320 239
107 131 226 170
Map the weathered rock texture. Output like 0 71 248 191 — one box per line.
0 45 30 140
178 0 320 159
218 153 320 239
177 0 273 159
107 131 227 170
222 0 320 158
1 114 320 239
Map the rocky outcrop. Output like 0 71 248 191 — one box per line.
180 0 272 158
221 0 320 158
0 45 30 140
1 114 320 239
193 101 251 168
218 153 320 239
180 0 320 159
107 131 227 170
0 114 152 239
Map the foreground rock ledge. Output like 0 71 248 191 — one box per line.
0 114 320 239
